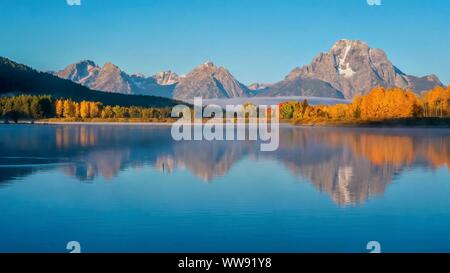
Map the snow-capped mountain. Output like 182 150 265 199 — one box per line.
283 39 443 98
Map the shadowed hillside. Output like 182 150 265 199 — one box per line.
0 57 181 108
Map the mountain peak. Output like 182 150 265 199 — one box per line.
102 62 120 70
189 61 227 75
284 39 443 98
332 39 367 48
56 59 100 82
173 62 250 100
195 61 225 72
203 61 216 67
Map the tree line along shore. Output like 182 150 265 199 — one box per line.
0 86 449 126
279 86 450 126
0 95 175 123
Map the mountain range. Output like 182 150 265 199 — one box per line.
52 39 444 100
53 60 178 98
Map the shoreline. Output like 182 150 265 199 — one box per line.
1 117 449 129
34 121 175 126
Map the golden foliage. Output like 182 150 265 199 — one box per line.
359 87 421 120
53 99 172 121
80 101 90 119
291 87 448 123
421 86 450 117
62 99 75 118
55 100 64 118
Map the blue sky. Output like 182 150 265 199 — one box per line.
0 0 449 84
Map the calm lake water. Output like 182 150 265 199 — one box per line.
0 124 449 253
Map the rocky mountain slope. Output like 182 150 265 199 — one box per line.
172 61 250 100
55 60 177 97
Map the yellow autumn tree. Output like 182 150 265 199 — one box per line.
101 105 114 119
422 86 450 117
291 99 309 121
80 101 90 119
89 102 102 118
74 102 80 118
327 104 349 120
348 95 363 119
55 99 64 118
360 87 420 120
63 99 75 118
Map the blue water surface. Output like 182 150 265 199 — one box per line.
0 124 449 253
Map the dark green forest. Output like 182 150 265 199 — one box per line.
0 95 54 122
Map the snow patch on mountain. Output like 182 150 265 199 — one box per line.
337 42 356 78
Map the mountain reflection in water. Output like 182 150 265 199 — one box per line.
0 124 449 206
